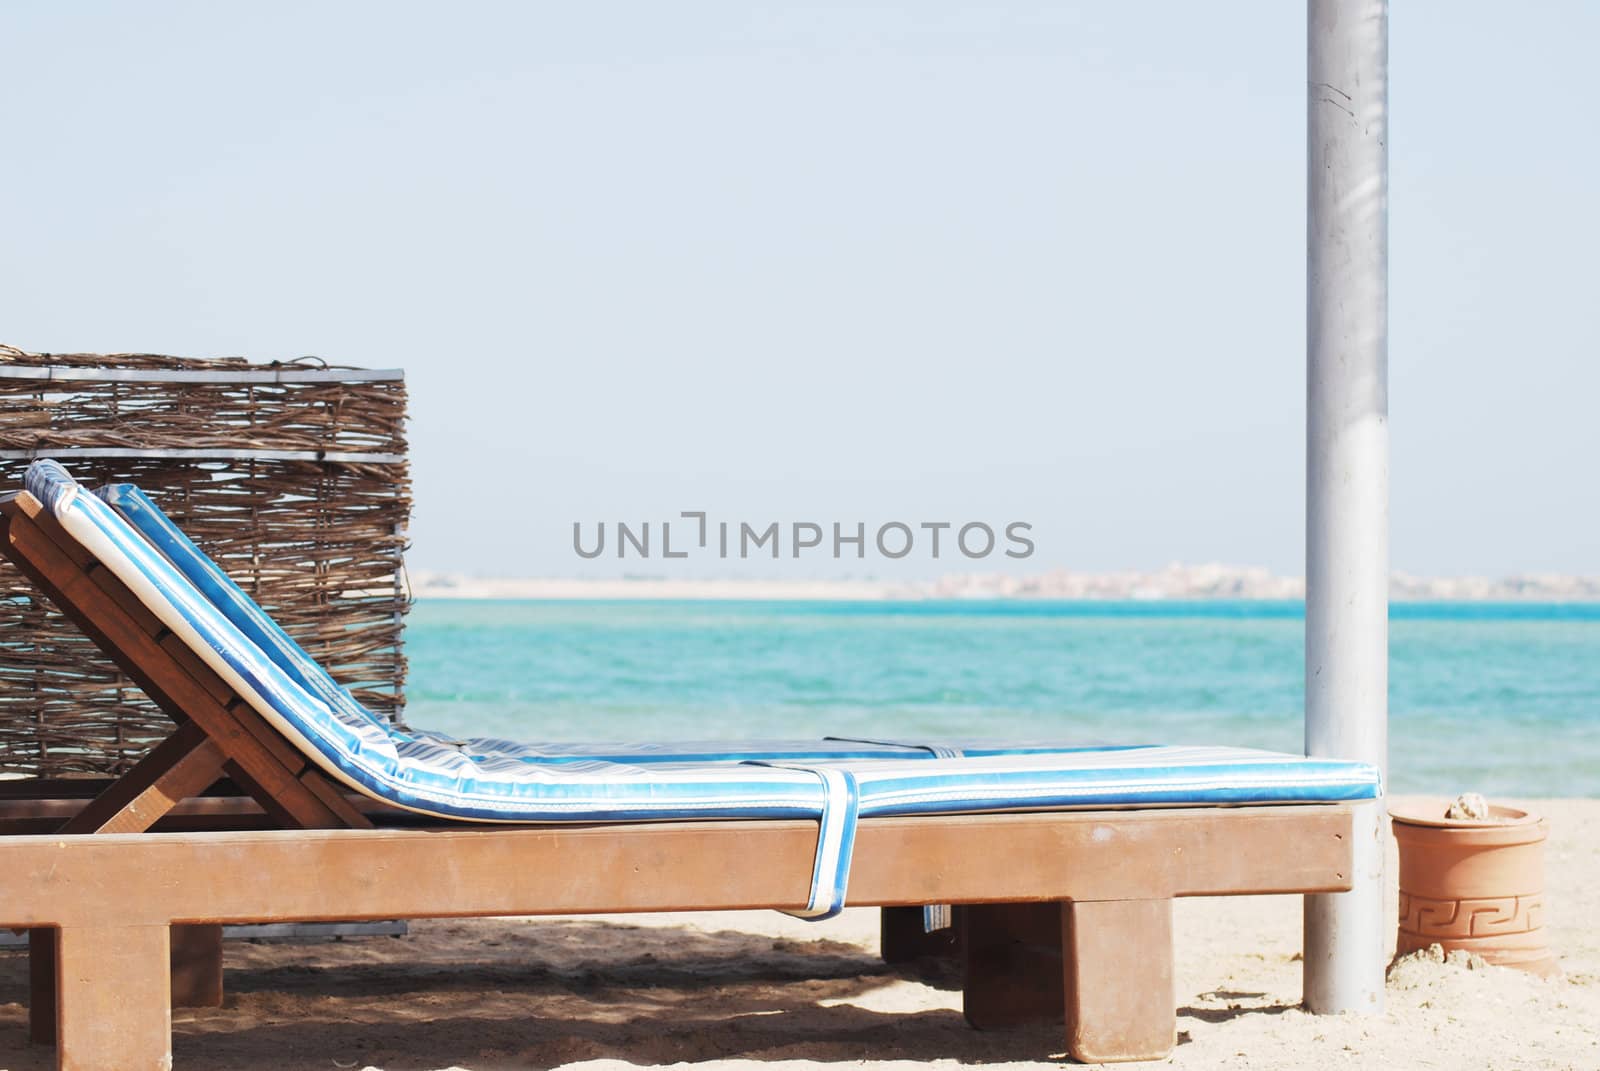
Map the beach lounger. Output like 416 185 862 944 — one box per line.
0 460 1382 1069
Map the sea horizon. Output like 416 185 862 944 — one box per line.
409 571 1600 603
404 598 1600 799
413 595 1600 614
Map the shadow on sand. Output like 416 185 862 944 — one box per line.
0 917 1070 1070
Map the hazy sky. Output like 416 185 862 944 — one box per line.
3 2 1594 579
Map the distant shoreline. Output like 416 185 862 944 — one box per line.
409 566 1600 603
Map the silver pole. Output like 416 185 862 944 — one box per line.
1305 0 1389 1014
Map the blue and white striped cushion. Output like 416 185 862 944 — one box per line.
23 460 1382 921
95 482 402 742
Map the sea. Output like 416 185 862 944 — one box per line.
404 600 1600 798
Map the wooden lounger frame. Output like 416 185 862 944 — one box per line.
0 491 1358 1070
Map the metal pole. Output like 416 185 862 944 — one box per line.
1305 0 1389 1014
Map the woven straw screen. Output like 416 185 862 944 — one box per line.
0 345 410 777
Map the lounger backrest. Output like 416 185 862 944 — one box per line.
96 482 392 736
24 460 400 787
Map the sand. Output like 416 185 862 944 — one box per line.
1 798 1595 1070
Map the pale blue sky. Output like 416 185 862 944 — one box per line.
3 2 1594 579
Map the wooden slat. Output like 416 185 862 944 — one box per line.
0 788 404 824
11 490 90 558
58 721 227 835
293 765 373 827
157 634 240 705
1 814 279 837
0 778 119 802
221 761 320 830
850 803 1353 904
0 806 1354 930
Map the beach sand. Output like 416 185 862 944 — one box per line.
1 799 1594 1070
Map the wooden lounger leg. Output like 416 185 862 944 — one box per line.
880 906 962 963
32 922 223 1044
1063 898 1175 1063
962 902 1065 1028
170 924 224 1008
54 923 172 1071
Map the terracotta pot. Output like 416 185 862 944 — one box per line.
1391 800 1558 976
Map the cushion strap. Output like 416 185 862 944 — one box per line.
746 761 860 921
823 736 962 759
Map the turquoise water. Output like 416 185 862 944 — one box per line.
404 600 1600 797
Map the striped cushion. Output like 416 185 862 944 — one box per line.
95 482 392 743
24 460 1382 920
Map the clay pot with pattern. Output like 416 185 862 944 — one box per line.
1391 800 1558 975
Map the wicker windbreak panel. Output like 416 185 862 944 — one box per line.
0 346 410 776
